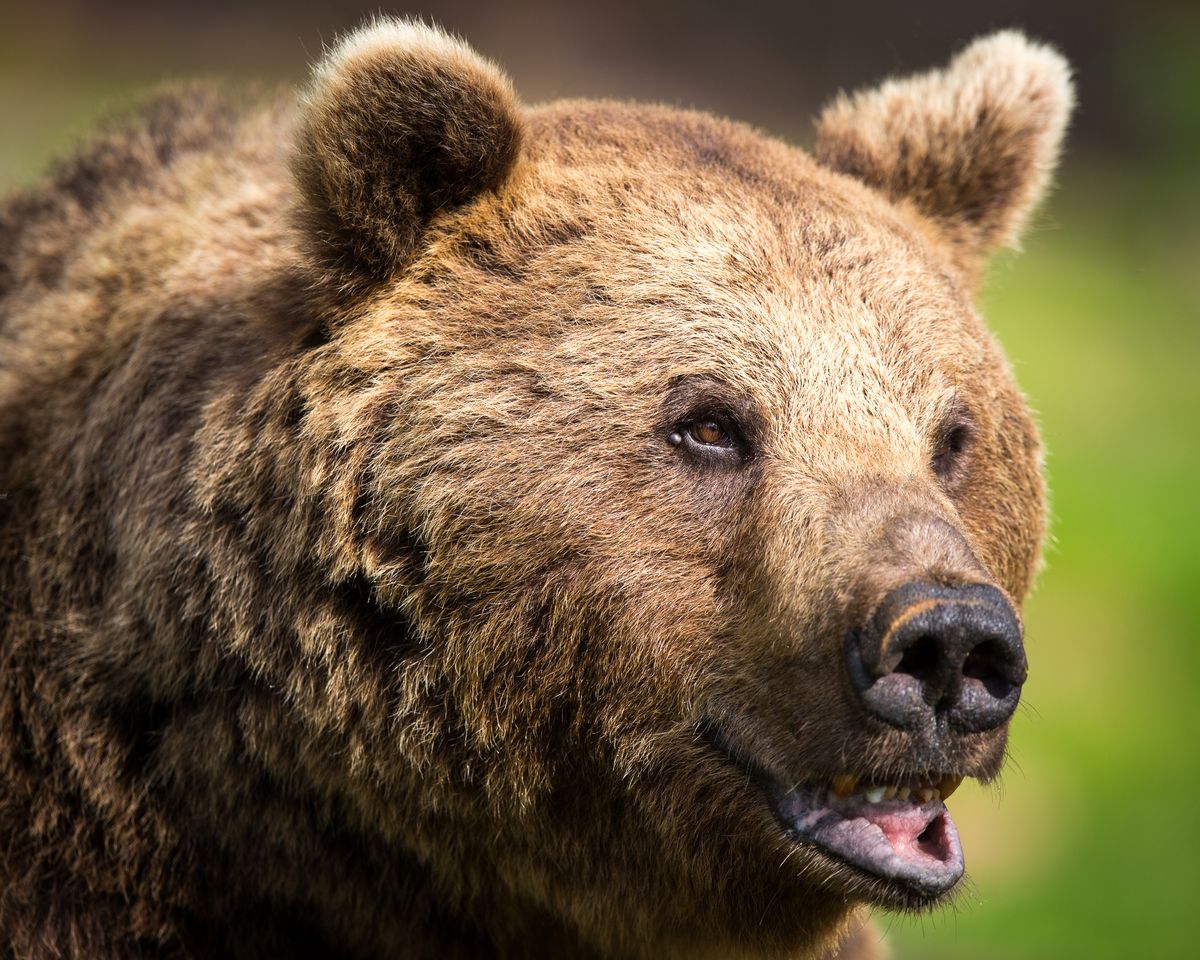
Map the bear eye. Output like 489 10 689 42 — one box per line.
931 416 975 488
689 420 732 447
667 413 746 465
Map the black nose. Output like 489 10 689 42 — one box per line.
847 582 1027 732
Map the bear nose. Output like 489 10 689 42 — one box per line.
846 582 1027 732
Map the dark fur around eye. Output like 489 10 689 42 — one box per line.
659 375 760 469
931 412 975 488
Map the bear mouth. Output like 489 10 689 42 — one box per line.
769 773 965 899
701 726 967 901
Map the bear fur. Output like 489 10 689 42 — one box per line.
0 20 1071 960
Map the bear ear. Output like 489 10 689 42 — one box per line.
815 31 1073 286
292 18 525 288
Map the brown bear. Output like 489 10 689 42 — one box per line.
0 19 1072 960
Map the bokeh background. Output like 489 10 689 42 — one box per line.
2 1 1196 957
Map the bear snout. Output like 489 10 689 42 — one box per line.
846 581 1027 734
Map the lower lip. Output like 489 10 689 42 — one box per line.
770 786 965 897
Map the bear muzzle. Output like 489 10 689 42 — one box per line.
699 502 1029 904
756 581 1026 901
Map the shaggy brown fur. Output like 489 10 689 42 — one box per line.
0 20 1071 960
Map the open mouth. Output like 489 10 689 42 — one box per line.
769 773 965 897
701 723 970 900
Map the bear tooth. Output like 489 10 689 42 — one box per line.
939 774 964 799
897 786 910 801
830 774 858 797
918 788 934 803
883 785 898 800
864 786 885 803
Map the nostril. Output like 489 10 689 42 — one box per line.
894 635 941 686
962 639 1016 700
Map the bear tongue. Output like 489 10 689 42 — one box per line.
777 793 965 896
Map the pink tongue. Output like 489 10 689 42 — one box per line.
858 805 945 862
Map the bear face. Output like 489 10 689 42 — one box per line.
0 18 1071 960
274 21 1069 949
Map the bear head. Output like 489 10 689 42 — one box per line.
252 19 1073 958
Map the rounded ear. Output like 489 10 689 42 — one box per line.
815 31 1074 288
292 18 525 288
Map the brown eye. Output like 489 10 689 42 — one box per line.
690 420 728 446
665 411 746 465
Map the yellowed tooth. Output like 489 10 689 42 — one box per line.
830 774 859 797
939 775 964 800
918 788 934 803
883 786 898 800
897 786 910 801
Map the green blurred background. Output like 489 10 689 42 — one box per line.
2 1 1196 956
